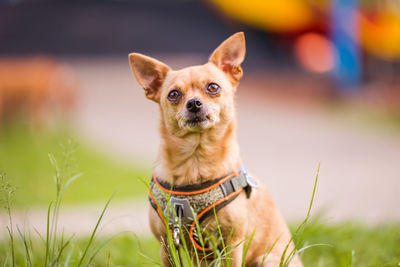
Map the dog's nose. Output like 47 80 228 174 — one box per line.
186 98 203 113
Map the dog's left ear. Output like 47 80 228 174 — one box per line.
209 32 246 84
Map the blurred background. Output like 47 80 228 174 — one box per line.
0 0 400 261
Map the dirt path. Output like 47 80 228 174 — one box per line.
5 56 398 237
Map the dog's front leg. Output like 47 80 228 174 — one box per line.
160 245 173 267
229 242 244 267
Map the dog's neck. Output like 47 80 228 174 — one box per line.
154 120 241 186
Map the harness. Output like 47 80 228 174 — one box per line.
148 166 259 252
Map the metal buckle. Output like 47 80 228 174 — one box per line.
164 197 195 247
173 225 180 247
240 165 258 188
230 177 242 191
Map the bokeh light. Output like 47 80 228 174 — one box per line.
359 10 400 60
294 32 335 73
211 0 315 32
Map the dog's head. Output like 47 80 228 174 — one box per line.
129 32 245 136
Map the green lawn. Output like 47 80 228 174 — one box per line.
74 221 400 266
92 220 400 266
293 218 400 266
1 221 399 266
0 233 160 267
1 122 399 266
0 121 151 206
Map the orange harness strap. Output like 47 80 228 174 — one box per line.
188 188 243 251
148 169 254 252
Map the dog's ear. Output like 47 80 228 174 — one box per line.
129 53 170 102
209 32 246 84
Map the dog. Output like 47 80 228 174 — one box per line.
129 32 303 267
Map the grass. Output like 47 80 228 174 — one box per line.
0 121 150 206
0 231 161 266
1 122 400 266
294 218 400 266
0 133 159 267
83 221 400 266
1 222 399 266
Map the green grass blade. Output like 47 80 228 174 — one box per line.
5 226 15 267
281 163 320 266
131 232 163 266
32 226 45 244
44 200 53 266
77 191 116 266
193 216 208 264
49 234 74 267
60 173 82 200
2 254 9 267
284 243 332 267
63 248 73 267
16 225 32 267
87 231 131 265
259 235 281 267
213 206 225 249
242 228 256 267
137 250 164 267
348 250 355 267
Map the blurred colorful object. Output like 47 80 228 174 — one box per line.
209 0 400 61
331 0 361 90
0 57 77 126
294 33 334 73
210 0 316 32
359 10 400 60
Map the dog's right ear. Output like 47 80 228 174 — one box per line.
129 53 170 102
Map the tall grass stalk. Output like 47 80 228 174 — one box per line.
47 139 80 262
77 191 116 266
46 139 81 265
16 225 32 267
1 139 117 266
280 163 320 267
44 201 53 266
242 229 256 267
0 174 16 267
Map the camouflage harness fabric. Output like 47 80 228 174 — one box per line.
148 166 258 252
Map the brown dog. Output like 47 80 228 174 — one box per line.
129 33 303 267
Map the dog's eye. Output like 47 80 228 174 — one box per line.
206 83 221 95
167 90 182 102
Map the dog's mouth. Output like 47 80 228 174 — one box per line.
188 116 206 124
184 114 211 128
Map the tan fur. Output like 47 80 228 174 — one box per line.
129 32 303 267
